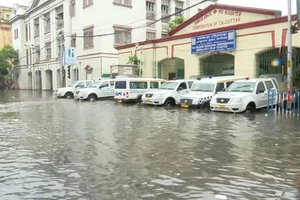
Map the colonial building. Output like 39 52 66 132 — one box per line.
0 5 12 48
116 4 300 87
10 0 215 90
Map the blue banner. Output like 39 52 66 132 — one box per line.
191 30 236 54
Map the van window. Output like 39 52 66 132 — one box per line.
130 82 147 89
110 81 115 87
178 82 187 90
272 78 280 89
265 81 274 89
188 81 194 88
76 82 85 88
115 81 126 89
150 82 159 89
256 82 265 93
216 83 225 93
100 81 109 88
226 81 233 88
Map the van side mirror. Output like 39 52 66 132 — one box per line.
222 88 226 92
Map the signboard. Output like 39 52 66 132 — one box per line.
63 47 77 65
191 30 236 54
111 66 118 73
122 67 133 75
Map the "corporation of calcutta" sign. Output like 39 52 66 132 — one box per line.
192 9 242 31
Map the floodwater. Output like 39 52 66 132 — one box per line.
1 90 300 200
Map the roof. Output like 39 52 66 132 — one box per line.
235 78 274 83
115 78 166 81
165 79 195 83
168 4 281 36
195 76 249 83
115 4 290 51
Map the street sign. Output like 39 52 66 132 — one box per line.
191 30 236 54
63 47 77 65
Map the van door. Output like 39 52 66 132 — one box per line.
99 81 109 97
255 81 267 107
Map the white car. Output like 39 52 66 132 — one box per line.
210 78 279 113
179 76 249 109
55 80 94 98
74 80 115 101
141 79 194 106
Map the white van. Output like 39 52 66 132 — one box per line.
74 79 115 101
210 78 279 113
180 76 249 109
55 80 94 98
114 78 166 103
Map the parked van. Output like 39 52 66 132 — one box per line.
74 79 115 101
179 76 249 109
55 80 94 98
142 79 194 106
210 77 279 113
114 78 166 103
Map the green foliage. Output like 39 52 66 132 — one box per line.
169 16 186 30
0 45 18 76
127 55 143 65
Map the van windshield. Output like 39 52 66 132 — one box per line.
227 82 256 93
191 82 215 92
69 81 79 87
159 82 178 90
115 81 126 89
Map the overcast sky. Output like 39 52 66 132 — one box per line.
0 0 297 15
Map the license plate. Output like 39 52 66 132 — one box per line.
181 104 189 108
117 99 122 103
145 98 150 102
218 104 225 108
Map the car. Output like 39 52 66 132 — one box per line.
179 76 249 109
74 79 115 101
141 79 194 107
55 80 94 98
210 78 279 113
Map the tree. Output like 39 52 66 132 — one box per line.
0 45 18 76
127 55 144 76
169 16 185 30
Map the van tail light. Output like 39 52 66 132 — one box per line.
126 91 129 98
246 77 249 80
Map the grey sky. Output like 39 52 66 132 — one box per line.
0 0 297 15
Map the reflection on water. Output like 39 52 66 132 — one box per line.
0 90 300 199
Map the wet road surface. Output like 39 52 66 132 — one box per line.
1 90 300 200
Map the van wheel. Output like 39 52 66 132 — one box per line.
164 99 174 107
88 94 97 101
136 96 142 104
245 105 255 114
202 103 210 111
64 92 73 99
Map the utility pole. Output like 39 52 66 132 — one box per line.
287 0 293 95
60 32 64 87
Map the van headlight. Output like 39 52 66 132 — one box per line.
231 98 242 103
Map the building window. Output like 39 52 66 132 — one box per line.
34 18 40 37
71 34 76 47
70 0 76 17
26 49 29 66
146 1 155 20
25 24 28 41
175 8 183 16
146 32 155 40
56 7 64 30
35 46 40 63
83 26 94 48
83 0 93 8
6 14 10 20
45 42 51 60
29 23 31 39
175 1 184 16
0 12 2 19
161 4 170 23
44 13 51 33
113 0 132 6
114 26 131 45
161 33 168 38
14 29 19 39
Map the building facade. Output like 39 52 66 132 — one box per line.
116 4 300 87
0 5 12 48
10 0 214 90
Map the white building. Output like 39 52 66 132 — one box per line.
10 0 214 90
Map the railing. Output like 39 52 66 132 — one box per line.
266 89 300 116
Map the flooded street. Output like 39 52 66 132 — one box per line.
1 90 300 200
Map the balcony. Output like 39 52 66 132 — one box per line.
146 11 156 21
